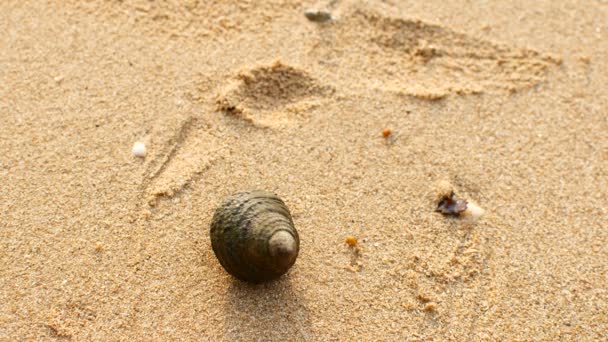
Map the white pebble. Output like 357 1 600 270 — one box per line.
132 141 146 158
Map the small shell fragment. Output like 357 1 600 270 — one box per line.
435 189 485 219
436 192 467 216
132 141 146 157
463 201 485 218
305 9 332 23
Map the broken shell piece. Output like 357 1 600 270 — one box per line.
305 9 332 23
436 192 467 216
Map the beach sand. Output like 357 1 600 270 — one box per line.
1 0 606 340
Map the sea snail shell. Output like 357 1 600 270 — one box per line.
210 190 300 283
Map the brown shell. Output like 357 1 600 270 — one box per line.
210 190 300 283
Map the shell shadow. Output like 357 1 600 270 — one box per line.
225 276 312 340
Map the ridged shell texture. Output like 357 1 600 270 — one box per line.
210 190 300 282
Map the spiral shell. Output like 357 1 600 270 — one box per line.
210 190 300 283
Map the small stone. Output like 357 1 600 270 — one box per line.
304 9 332 23
132 141 146 158
382 128 392 137
345 235 358 247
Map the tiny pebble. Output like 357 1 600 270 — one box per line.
345 235 358 247
305 9 332 23
132 141 146 157
382 128 392 137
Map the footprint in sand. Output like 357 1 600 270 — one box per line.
216 60 332 128
311 6 561 99
140 115 225 206
139 60 329 205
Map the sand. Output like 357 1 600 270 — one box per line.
1 0 606 340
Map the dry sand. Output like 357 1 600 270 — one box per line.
1 0 607 340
